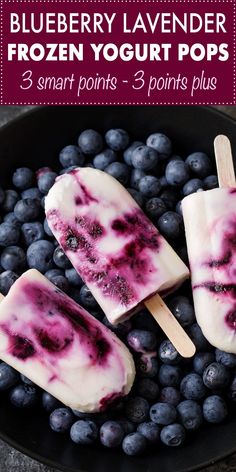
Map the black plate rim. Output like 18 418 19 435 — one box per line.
1 105 236 134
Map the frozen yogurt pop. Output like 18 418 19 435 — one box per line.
45 167 195 358
0 269 135 412
182 135 236 353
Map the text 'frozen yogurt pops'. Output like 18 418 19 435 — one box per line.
182 135 236 353
45 167 195 357
0 269 135 412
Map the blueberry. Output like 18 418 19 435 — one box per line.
136 378 159 402
2 190 19 213
21 222 45 246
203 362 230 390
123 141 143 166
45 268 63 279
21 187 42 200
99 420 124 447
41 196 45 209
14 198 41 223
65 268 83 287
59 166 78 175
185 152 212 178
160 423 185 446
160 188 179 210
158 340 181 365
180 373 206 400
0 270 18 295
130 169 146 191
43 218 53 237
105 162 130 186
69 287 82 304
125 397 149 423
145 197 167 219
105 128 129 151
78 129 103 155
53 246 71 269
70 420 98 445
168 155 183 162
138 175 161 197
177 400 203 431
93 149 117 170
45 269 69 293
188 323 210 351
27 240 54 273
159 176 168 189
165 160 190 187
0 363 19 390
193 352 215 375
1 246 26 272
50 407 74 433
3 213 21 228
136 354 159 378
38 172 57 195
204 175 218 190
52 275 69 293
117 418 135 434
12 167 34 190
74 411 108 425
36 166 52 179
168 296 195 328
127 188 144 207
158 211 183 239
20 374 35 386
102 316 132 338
122 432 147 456
127 329 157 353
10 384 38 408
215 349 236 368
159 387 181 407
228 375 236 401
150 402 177 425
72 409 91 418
158 365 183 387
175 201 183 216
59 145 85 168
80 284 97 308
146 133 172 160
182 178 204 196
137 421 160 444
131 145 158 171
0 223 20 246
42 392 62 413
0 186 5 205
203 395 228 423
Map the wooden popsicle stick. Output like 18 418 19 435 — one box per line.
145 295 196 358
214 135 236 188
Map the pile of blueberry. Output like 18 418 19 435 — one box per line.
0 127 234 457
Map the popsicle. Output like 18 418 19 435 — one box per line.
0 269 135 412
182 135 236 352
45 167 195 357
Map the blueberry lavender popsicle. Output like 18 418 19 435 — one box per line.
45 168 189 325
182 135 236 353
0 269 135 412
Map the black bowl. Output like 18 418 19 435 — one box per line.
0 106 236 472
